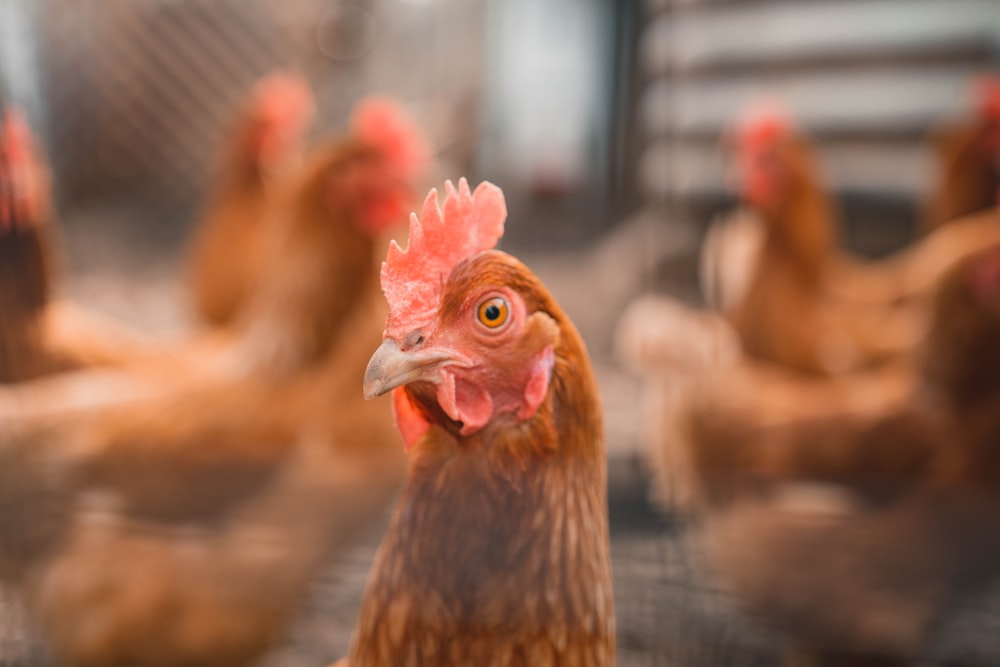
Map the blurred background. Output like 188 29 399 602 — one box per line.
1 0 1000 665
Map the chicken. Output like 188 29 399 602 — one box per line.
0 97 429 667
699 206 764 314
339 179 615 666
117 95 428 384
0 107 146 383
186 72 315 327
221 95 428 379
613 293 745 510
923 75 1000 233
676 244 1000 666
706 100 1000 321
0 107 57 381
723 108 920 374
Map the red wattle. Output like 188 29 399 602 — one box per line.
392 387 431 451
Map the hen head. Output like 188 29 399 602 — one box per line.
242 71 315 173
363 179 560 447
732 103 819 214
322 96 429 238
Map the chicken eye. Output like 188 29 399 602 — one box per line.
477 297 509 329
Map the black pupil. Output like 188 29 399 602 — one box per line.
484 304 501 321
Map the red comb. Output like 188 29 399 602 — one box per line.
0 107 41 231
352 96 429 184
974 75 1000 121
4 108 32 162
735 103 794 155
381 178 506 339
253 72 314 123
248 72 314 167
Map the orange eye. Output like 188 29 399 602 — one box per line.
477 297 509 329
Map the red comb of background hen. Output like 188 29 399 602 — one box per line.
0 107 41 230
732 103 795 206
381 178 506 339
974 75 1000 122
253 72 313 124
248 71 314 168
735 103 794 156
352 97 429 184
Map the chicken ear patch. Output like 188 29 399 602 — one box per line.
382 179 507 339
518 345 555 421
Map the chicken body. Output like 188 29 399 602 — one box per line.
346 181 615 666
709 105 1000 377
922 76 1000 233
678 245 1000 666
186 72 314 327
0 291 402 667
724 119 921 375
0 99 428 667
0 109 146 383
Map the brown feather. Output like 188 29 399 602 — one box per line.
923 122 999 234
349 252 615 666
0 136 411 667
676 245 1000 664
0 223 57 382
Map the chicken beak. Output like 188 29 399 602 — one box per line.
363 338 458 400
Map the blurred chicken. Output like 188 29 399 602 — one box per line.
923 75 1000 233
0 97 429 667
221 96 428 380
0 108 148 383
186 72 315 327
117 96 429 385
721 108 920 374
675 244 1000 666
614 293 743 510
705 99 1000 322
338 179 614 666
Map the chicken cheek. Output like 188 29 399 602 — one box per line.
518 345 555 420
434 310 560 436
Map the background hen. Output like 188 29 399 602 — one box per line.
1 3 999 666
186 72 315 328
0 108 148 384
0 96 428 667
720 108 920 375
674 244 1000 666
923 76 1000 233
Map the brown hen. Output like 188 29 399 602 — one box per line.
678 244 1000 666
186 72 315 327
340 179 615 667
0 107 147 384
0 97 429 667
